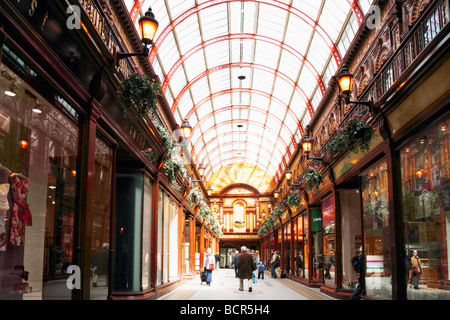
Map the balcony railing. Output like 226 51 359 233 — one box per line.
78 0 134 78
361 0 449 104
298 0 449 179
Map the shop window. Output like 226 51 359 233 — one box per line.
90 138 113 299
0 65 79 299
340 189 363 289
294 215 306 278
169 200 179 281
284 224 291 274
311 208 323 281
156 189 163 285
322 196 335 285
361 159 392 299
303 214 309 279
141 175 152 290
400 116 450 300
163 193 169 283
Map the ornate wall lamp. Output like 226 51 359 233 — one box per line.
206 185 213 197
190 163 205 187
338 65 374 110
301 134 324 164
115 7 158 67
284 165 303 188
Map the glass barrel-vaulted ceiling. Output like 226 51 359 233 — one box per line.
123 0 374 193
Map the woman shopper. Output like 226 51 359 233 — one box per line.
203 248 215 286
410 250 422 290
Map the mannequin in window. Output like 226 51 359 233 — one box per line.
9 172 30 246
0 164 12 251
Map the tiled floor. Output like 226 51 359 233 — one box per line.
157 268 333 300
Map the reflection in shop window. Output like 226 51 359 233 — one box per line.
401 116 450 300
0 66 79 299
361 159 392 299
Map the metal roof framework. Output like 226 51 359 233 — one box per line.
124 0 372 192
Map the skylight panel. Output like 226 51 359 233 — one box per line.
291 0 321 19
166 0 193 19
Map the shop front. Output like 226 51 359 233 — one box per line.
0 62 81 300
399 113 450 299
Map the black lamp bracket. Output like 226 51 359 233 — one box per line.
115 43 150 67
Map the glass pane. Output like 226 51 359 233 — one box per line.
0 65 79 300
157 189 163 285
400 116 450 300
322 196 335 285
169 201 179 280
311 208 323 281
339 189 363 290
90 138 113 299
163 193 169 283
303 213 309 279
361 159 392 299
141 175 152 291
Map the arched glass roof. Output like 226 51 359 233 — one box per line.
124 0 373 193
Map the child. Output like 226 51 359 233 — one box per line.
257 260 266 279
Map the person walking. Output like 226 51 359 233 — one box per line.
237 246 256 292
203 248 215 286
270 250 280 278
232 250 239 278
215 252 220 270
350 248 364 300
410 250 422 290
92 243 109 287
257 260 266 280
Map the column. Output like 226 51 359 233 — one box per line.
189 215 195 275
151 179 160 287
199 225 205 272
74 101 101 299
178 206 184 278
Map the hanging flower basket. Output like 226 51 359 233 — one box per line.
163 156 188 183
153 121 175 156
301 166 323 192
119 70 161 118
287 192 301 208
187 188 204 205
326 114 376 156
143 147 160 163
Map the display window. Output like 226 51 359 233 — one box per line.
294 215 306 278
322 196 335 285
361 159 392 299
184 218 190 273
169 200 179 281
303 214 309 279
0 64 80 299
339 189 363 289
89 137 113 299
141 174 153 291
156 189 163 285
311 208 323 281
284 223 291 274
400 115 450 300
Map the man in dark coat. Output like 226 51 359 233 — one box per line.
237 246 256 292
232 250 239 278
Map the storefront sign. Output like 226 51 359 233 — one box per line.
195 252 200 271
311 208 322 232
219 234 259 239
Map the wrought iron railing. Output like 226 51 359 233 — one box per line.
77 0 134 78
304 0 449 173
361 0 449 104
